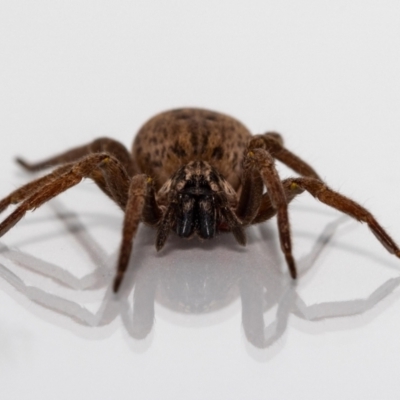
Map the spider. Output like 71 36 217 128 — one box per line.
0 108 399 292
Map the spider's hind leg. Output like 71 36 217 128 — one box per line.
249 132 321 179
17 137 136 176
287 177 400 257
252 176 400 259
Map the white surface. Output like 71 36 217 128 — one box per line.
1 1 400 399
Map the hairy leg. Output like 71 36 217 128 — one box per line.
235 167 264 225
236 131 321 226
2 149 162 292
248 132 321 179
245 148 297 278
252 176 400 259
251 179 304 224
287 177 400 257
2 139 138 212
0 156 131 213
234 129 333 276
113 175 162 292
17 137 136 176
0 153 129 237
0 163 73 213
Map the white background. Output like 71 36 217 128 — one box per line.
1 1 400 399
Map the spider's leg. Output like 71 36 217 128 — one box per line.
113 175 161 292
0 153 123 237
0 163 74 214
17 137 136 176
249 133 321 179
1 151 161 292
286 177 400 257
0 155 132 214
235 167 264 225
252 176 400 257
96 157 131 209
245 148 297 278
251 179 304 224
1 139 137 213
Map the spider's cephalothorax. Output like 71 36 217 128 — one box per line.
0 108 399 292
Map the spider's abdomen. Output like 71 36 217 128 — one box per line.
132 108 252 190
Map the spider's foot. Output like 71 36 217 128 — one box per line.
285 254 297 279
15 157 33 171
113 274 123 293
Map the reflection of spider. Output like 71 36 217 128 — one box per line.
0 108 399 291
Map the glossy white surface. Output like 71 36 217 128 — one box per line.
1 1 400 399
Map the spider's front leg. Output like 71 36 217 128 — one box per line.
235 131 319 226
235 132 327 278
113 175 162 292
241 147 297 278
0 154 119 237
0 151 162 292
16 137 137 176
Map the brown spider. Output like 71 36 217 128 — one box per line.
0 108 399 292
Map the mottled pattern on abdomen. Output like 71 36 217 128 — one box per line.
132 108 252 190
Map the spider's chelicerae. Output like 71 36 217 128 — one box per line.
0 108 399 292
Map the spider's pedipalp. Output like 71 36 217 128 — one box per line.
156 204 176 251
215 192 246 245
